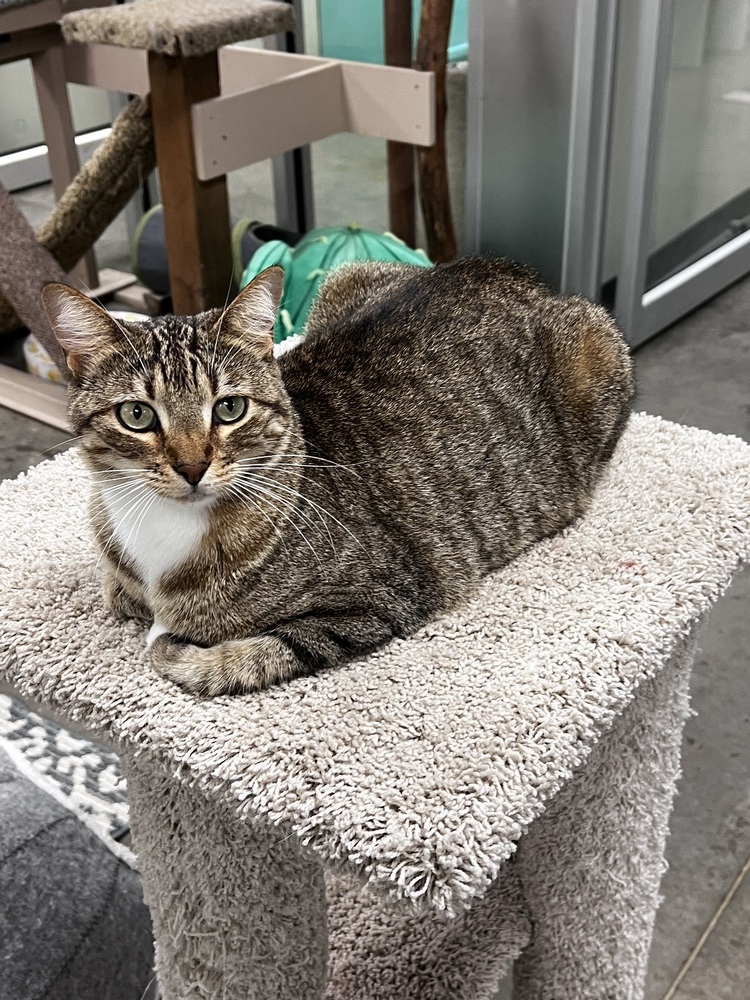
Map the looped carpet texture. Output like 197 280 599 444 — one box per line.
1 412 748 920
61 0 296 57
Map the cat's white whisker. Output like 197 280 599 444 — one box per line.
251 471 362 552
40 435 82 456
115 490 159 578
248 474 337 555
88 469 145 481
230 480 323 567
91 477 147 500
138 974 157 1000
245 480 322 546
237 452 365 477
107 312 151 381
225 482 290 558
214 338 250 379
90 483 146 509
93 484 152 573
107 487 156 577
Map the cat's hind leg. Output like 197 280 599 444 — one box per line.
149 634 303 697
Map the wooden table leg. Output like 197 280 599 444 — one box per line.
148 51 234 315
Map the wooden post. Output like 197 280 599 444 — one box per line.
415 0 457 263
384 0 416 247
148 51 234 315
31 43 99 291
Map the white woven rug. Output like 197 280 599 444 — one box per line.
0 693 131 862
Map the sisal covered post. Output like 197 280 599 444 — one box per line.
0 183 69 375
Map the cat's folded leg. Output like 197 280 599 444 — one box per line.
104 570 151 624
149 634 303 697
151 611 396 697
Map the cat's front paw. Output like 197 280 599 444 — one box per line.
150 634 227 697
149 633 301 697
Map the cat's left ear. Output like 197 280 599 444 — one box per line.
42 283 118 378
221 266 284 360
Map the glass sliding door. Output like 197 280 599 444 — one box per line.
614 0 750 345
467 0 750 346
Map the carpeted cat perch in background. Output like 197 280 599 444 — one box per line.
1 412 749 999
0 97 156 342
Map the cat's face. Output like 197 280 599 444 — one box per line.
42 268 296 505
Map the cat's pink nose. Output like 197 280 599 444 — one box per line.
174 461 210 486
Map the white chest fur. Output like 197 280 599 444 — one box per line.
102 486 210 591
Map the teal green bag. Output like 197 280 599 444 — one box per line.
240 224 431 342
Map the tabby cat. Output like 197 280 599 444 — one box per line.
43 258 634 697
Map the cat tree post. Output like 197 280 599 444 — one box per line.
147 50 234 314
122 752 330 999
513 644 694 999
1 414 748 998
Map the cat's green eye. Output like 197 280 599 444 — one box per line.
213 396 248 425
116 401 158 433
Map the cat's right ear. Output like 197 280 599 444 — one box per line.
221 266 284 360
42 283 116 378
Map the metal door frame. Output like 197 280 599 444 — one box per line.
614 0 750 345
466 0 750 347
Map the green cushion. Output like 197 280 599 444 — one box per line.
241 224 432 341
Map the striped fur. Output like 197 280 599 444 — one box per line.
44 259 634 696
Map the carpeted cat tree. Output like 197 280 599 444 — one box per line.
1 412 749 999
0 97 155 346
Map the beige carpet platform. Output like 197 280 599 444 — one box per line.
1 412 749 999
60 0 295 57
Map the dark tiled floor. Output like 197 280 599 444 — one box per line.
1 181 749 999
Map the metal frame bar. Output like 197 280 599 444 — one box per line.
645 186 750 288
561 0 619 300
639 229 750 341
464 1 591 289
614 0 750 346
267 0 315 235
614 0 675 342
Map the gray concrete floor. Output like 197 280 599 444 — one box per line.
1 172 749 999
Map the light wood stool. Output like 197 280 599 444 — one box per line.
60 0 296 314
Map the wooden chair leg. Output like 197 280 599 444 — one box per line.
148 51 234 315
30 43 99 291
385 0 416 248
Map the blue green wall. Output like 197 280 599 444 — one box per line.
318 1 468 65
